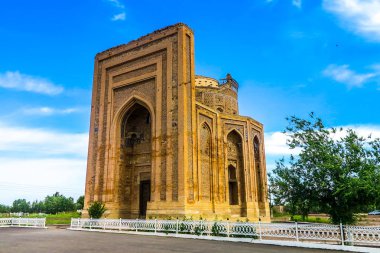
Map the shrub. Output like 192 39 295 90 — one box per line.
88 201 106 218
193 221 206 236
211 222 222 236
179 217 192 234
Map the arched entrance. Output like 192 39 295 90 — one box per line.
227 130 246 217
120 103 152 218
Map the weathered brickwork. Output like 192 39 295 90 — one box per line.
84 23 270 221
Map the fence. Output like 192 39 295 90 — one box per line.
70 218 380 247
0 218 46 228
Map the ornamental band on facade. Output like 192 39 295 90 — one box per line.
83 23 270 221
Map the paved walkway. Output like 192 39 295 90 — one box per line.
0 227 347 253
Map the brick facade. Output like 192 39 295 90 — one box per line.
84 23 270 221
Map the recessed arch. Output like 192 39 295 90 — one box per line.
254 135 264 203
226 128 244 141
113 95 155 129
199 122 212 201
111 95 155 154
226 129 246 216
111 96 155 218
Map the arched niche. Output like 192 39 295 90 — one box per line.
199 122 212 201
254 136 264 203
226 130 246 215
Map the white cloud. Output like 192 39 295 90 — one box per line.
265 125 380 157
0 123 88 157
22 107 80 116
108 0 124 9
111 12 126 21
332 125 380 140
323 0 380 42
323 64 377 88
107 0 126 21
0 158 86 205
0 71 63 95
292 0 302 8
0 122 89 204
265 131 300 156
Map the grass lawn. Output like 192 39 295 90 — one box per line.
46 212 81 225
290 215 330 224
272 213 331 224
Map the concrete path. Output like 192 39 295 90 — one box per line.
0 227 348 253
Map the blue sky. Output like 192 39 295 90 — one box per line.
1 0 380 205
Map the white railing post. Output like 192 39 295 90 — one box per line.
350 228 354 246
176 219 179 235
295 222 299 242
89 218 92 230
154 219 157 234
227 221 230 237
340 223 344 246
119 218 122 231
200 220 203 236
103 218 106 230
136 219 138 232
258 221 262 240
346 226 354 246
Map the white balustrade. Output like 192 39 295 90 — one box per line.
0 218 46 228
344 225 380 245
69 218 380 247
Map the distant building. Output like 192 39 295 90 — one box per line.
84 23 270 221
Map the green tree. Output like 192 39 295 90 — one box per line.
44 192 76 214
31 200 45 213
88 201 106 218
269 113 380 224
0 204 10 213
76 196 84 210
11 199 30 213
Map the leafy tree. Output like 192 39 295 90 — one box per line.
0 204 10 213
76 196 84 210
88 201 106 218
11 199 30 213
5 193 83 215
44 192 76 214
269 113 380 224
31 200 45 213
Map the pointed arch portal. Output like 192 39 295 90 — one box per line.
120 103 152 218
